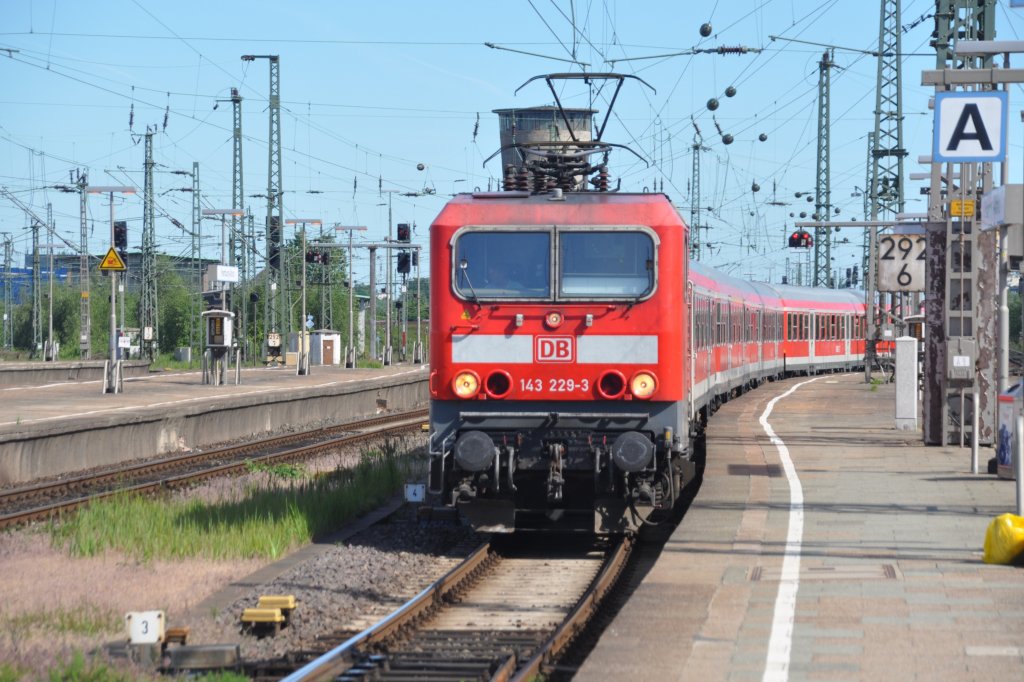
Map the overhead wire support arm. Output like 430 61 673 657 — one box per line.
605 45 762 66
483 43 590 67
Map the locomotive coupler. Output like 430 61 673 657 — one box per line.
547 442 565 502
451 482 476 505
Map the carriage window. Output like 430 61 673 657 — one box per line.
559 231 654 298
454 231 550 299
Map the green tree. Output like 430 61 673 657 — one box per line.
157 266 194 354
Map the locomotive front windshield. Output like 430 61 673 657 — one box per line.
454 231 552 299
453 227 656 301
559 231 654 298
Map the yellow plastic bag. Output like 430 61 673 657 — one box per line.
983 513 1024 565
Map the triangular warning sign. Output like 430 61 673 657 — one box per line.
99 247 127 271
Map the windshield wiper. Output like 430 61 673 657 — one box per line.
458 258 479 302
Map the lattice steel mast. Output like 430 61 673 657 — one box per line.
77 171 90 358
813 49 834 287
141 128 157 358
229 87 246 355
242 55 282 360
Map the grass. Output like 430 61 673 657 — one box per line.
870 377 884 392
49 443 409 562
3 604 122 638
0 650 237 682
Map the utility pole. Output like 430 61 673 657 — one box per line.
380 189 400 365
1 188 80 357
242 55 283 363
690 125 710 260
331 225 367 368
31 214 41 356
78 172 90 358
1 233 10 349
192 162 201 356
44 202 55 361
813 49 834 287
141 128 157 359
368 246 378 360
286 218 320 375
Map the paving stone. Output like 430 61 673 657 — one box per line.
576 376 1024 681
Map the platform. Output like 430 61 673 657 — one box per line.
580 373 1024 680
1 363 428 485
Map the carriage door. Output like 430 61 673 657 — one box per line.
842 315 850 359
808 312 817 366
757 308 764 373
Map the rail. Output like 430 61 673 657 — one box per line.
0 408 428 529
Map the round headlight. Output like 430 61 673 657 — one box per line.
629 371 658 399
452 371 481 399
544 311 564 329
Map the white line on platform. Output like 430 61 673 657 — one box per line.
761 377 818 682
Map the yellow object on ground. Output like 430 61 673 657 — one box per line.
983 514 1024 565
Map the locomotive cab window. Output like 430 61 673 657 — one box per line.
558 230 655 299
453 230 551 299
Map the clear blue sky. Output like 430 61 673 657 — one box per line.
2 0 1024 286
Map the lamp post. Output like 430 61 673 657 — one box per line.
40 237 58 361
334 225 367 367
380 189 401 365
86 186 135 393
286 218 321 375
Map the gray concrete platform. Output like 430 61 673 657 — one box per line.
1 364 428 485
580 374 1024 681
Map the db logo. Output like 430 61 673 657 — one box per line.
535 336 575 363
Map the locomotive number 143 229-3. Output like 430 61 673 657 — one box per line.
519 377 591 393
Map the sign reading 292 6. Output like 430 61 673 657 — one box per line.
877 234 925 292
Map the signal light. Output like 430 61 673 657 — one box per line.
397 252 411 274
396 223 411 242
788 230 813 248
114 220 128 251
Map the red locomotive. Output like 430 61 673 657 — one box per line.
426 75 866 533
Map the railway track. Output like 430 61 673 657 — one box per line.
0 408 428 530
252 534 632 682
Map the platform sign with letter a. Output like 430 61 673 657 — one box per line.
933 91 1008 163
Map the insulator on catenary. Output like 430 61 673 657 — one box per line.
596 165 610 191
503 165 517 191
516 166 531 192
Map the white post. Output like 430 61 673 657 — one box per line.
895 336 918 430
972 390 980 475
1016 414 1024 516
